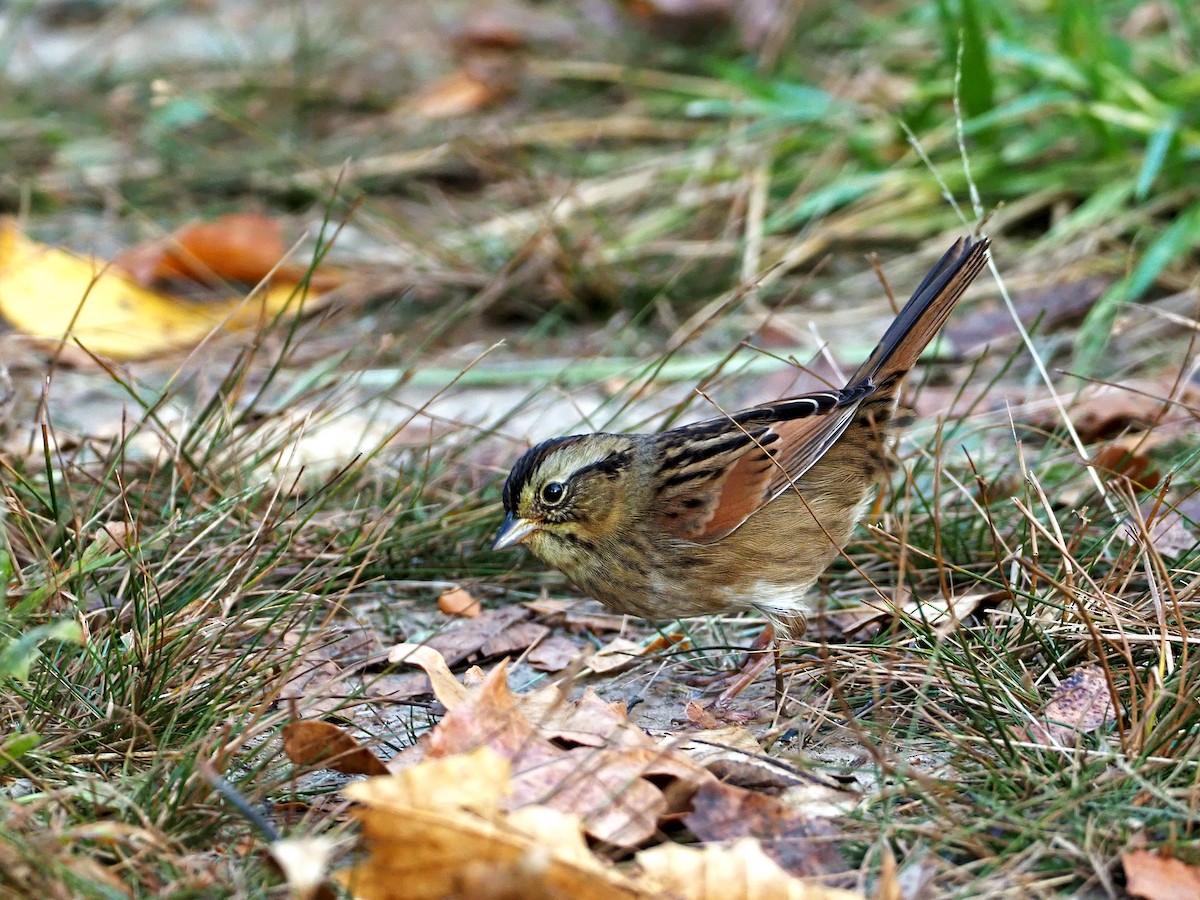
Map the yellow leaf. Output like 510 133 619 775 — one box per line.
0 220 327 360
637 837 865 900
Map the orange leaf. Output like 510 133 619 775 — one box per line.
282 720 388 776
437 586 482 618
1123 849 1200 900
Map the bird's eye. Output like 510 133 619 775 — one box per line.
540 481 566 505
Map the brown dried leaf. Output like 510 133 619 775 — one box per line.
818 591 993 642
684 701 723 729
92 520 134 552
520 686 649 749
1027 665 1116 746
943 276 1105 354
1123 849 1200 900
527 634 581 672
437 586 481 618
1093 443 1160 490
113 212 341 291
421 605 530 666
636 837 863 900
585 636 646 674
387 643 471 710
684 780 848 879
481 620 551 658
1029 377 1200 445
344 750 650 898
511 748 667 846
421 664 705 846
425 659 550 760
362 671 434 703
1122 497 1200 559
348 746 511 815
524 597 629 633
277 655 348 719
282 720 388 776
674 726 853 797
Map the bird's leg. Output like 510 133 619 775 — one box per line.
707 622 778 708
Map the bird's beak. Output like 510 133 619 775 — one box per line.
492 513 540 551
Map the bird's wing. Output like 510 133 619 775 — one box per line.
653 392 860 545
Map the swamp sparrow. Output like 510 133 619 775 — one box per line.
494 236 990 645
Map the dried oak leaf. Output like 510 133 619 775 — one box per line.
1026 377 1200 446
1123 848 1200 900
342 748 647 900
425 662 665 846
282 720 388 776
684 780 848 879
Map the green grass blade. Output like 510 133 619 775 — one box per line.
1135 115 1178 200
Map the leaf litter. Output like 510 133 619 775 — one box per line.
329 648 863 899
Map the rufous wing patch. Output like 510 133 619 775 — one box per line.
654 403 863 544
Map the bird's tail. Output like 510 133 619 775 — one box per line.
847 235 990 391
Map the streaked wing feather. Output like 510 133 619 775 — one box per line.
654 391 854 544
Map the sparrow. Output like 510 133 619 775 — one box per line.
493 236 990 678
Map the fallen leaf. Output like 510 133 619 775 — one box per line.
637 837 863 900
92 520 134 552
1093 443 1160 490
623 0 761 49
1121 497 1200 559
480 620 551 658
684 780 848 879
684 701 723 730
421 606 531 667
1026 377 1200 446
0 218 338 360
1026 665 1116 746
644 632 691 653
1123 848 1200 900
361 671 435 703
387 643 470 710
277 654 349 719
511 747 668 846
437 586 482 618
277 626 383 718
524 597 629 633
282 720 388 776
814 591 997 642
421 664 663 845
342 748 648 900
520 686 648 749
943 276 1105 354
268 836 338 900
585 636 646 674
527 634 581 672
114 212 338 289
